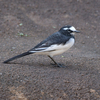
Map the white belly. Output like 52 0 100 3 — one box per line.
49 38 75 57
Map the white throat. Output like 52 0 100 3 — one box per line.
70 32 75 35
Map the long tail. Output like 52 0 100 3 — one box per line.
3 51 33 63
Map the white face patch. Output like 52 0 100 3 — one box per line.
69 26 76 31
63 27 68 30
63 26 77 32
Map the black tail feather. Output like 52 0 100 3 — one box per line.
3 51 32 63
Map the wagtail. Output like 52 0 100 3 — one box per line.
3 25 80 67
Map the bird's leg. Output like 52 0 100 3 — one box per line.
48 56 66 68
48 56 58 65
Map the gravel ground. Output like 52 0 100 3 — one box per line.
0 0 100 100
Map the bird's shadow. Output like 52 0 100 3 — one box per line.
3 60 91 72
3 60 68 68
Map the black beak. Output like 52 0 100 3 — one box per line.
74 30 80 33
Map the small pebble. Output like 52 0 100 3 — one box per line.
90 89 96 93
0 73 2 75
12 47 16 49
19 23 23 26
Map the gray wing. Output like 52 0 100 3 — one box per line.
29 32 72 52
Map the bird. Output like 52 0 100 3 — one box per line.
3 25 80 67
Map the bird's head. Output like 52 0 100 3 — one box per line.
59 25 80 35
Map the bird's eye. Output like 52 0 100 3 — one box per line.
67 30 72 33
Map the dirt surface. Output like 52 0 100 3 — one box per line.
0 0 100 100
